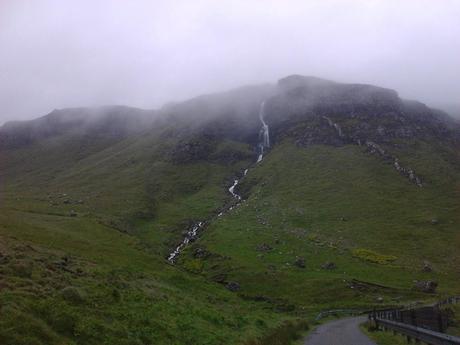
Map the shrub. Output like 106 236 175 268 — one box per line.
60 286 86 304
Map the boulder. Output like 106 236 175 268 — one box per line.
225 281 241 292
294 257 306 268
321 261 337 270
193 247 210 259
413 280 438 293
256 243 273 252
422 260 433 272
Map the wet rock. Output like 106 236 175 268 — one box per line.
225 281 241 292
63 199 71 204
431 218 439 225
294 257 306 268
413 280 438 293
256 243 273 252
321 261 337 270
376 296 384 303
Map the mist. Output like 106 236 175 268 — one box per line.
1 0 459 124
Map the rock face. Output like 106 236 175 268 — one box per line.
259 76 460 186
269 75 458 145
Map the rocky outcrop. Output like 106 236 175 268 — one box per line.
260 76 459 187
365 141 422 187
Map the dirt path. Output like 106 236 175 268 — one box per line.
303 316 376 345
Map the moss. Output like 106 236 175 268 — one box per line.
352 249 397 265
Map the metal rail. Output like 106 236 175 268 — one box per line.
376 318 460 345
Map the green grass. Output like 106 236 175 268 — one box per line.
181 141 460 314
360 322 408 345
1 117 459 344
0 130 289 344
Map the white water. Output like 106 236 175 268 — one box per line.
167 221 203 262
167 101 269 263
228 179 241 200
257 101 270 162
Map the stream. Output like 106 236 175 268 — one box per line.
167 101 270 263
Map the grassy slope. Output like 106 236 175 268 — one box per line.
1 122 460 344
181 140 460 314
0 130 290 344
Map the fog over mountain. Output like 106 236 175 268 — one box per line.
1 0 459 124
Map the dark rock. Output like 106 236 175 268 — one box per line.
321 261 337 270
431 218 439 225
193 247 210 259
225 281 241 292
69 210 77 217
294 257 306 268
413 280 438 293
63 199 71 204
256 243 273 252
422 260 433 272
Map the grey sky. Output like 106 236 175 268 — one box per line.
1 0 459 123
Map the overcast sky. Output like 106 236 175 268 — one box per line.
1 0 459 123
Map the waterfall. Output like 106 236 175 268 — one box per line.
167 222 204 262
228 179 242 200
257 101 270 162
167 101 270 263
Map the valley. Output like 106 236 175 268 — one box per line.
1 76 459 344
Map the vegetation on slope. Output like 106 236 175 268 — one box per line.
181 141 460 314
1 77 459 344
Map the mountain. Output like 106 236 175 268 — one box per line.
1 76 459 345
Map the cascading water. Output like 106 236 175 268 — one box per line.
167 222 203 262
167 102 269 263
257 101 270 163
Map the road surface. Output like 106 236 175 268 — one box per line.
303 316 376 345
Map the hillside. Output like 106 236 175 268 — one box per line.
1 76 459 344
